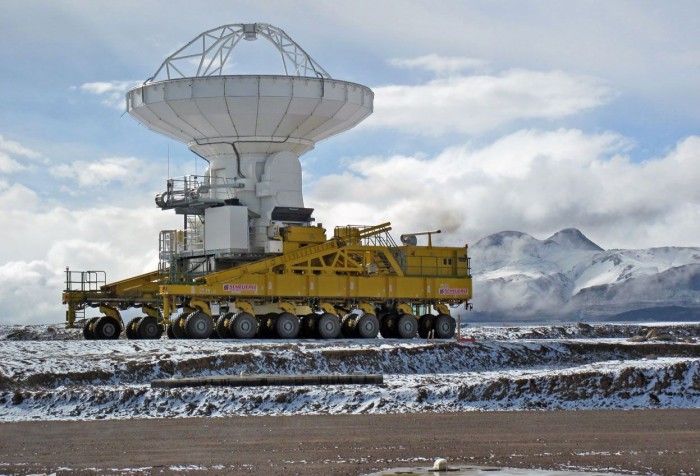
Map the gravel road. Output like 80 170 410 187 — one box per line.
1 409 698 475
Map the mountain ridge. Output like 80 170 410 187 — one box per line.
545 228 604 252
470 228 700 321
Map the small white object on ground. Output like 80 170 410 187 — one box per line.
433 458 448 471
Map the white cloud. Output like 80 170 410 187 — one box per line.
0 151 25 174
0 193 177 325
0 183 40 210
0 135 43 160
78 80 140 110
366 67 613 136
389 55 488 75
306 130 700 250
0 135 179 325
0 165 176 322
50 156 151 187
0 135 46 173
0 260 64 325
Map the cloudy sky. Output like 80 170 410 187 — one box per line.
1 0 699 324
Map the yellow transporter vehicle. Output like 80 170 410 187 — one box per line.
161 223 471 340
62 23 473 339
64 221 472 340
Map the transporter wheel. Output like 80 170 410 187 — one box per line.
138 316 161 339
126 317 142 340
418 314 436 338
317 313 340 339
83 316 100 340
215 313 233 338
170 313 188 339
434 314 456 339
356 313 379 339
298 314 317 338
380 312 398 339
94 315 121 340
276 312 300 339
185 311 214 339
230 312 258 339
397 314 418 339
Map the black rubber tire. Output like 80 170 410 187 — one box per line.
215 313 233 338
418 314 436 338
317 313 340 339
94 315 121 340
276 312 300 339
434 313 456 339
92 318 104 340
356 313 380 339
166 320 176 339
298 314 318 338
380 312 398 339
83 316 99 340
185 311 214 339
229 312 258 339
126 317 141 340
137 316 161 339
170 313 188 339
397 314 418 339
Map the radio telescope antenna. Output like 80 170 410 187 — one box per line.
127 22 373 253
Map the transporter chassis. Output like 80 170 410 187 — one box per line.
63 223 472 341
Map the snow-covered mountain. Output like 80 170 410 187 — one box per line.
470 228 700 321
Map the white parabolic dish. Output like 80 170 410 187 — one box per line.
126 75 374 157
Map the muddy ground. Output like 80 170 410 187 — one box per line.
1 410 699 475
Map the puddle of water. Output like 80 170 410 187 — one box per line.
365 465 627 475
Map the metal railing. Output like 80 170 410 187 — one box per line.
64 268 106 292
155 174 244 210
334 223 398 248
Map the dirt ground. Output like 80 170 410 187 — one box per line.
0 409 698 475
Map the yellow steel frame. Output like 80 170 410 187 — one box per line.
63 270 162 327
161 231 472 315
162 273 471 303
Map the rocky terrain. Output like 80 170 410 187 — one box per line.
0 322 698 421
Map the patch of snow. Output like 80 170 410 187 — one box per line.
0 323 698 421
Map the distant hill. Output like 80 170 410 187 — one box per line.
469 228 700 322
